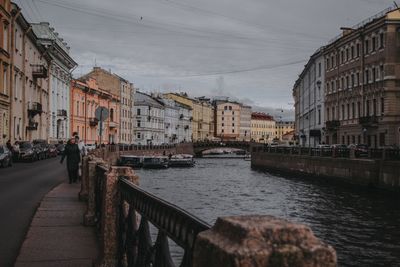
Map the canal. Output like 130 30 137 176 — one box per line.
136 158 400 266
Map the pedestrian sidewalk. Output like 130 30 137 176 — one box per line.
15 182 99 267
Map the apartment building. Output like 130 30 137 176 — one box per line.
293 48 325 147
324 7 400 147
214 100 242 141
251 112 275 143
70 78 119 144
32 22 77 143
10 3 51 142
240 105 252 141
275 121 295 141
0 0 11 144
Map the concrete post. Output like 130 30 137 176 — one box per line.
97 166 139 267
350 148 356 159
84 158 105 226
193 215 337 267
79 155 90 201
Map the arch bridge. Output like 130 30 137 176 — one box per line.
193 141 252 157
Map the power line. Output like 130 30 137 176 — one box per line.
31 0 44 22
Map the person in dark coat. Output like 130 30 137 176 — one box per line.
60 138 81 184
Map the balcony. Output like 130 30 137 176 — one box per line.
325 120 340 131
89 117 99 127
57 109 67 117
31 64 48 79
26 120 38 131
359 116 378 128
109 121 117 128
28 102 43 117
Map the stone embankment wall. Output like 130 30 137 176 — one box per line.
251 151 400 191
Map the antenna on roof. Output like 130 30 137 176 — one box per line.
394 1 399 8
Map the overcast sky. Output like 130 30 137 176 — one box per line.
15 0 395 118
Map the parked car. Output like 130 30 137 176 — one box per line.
33 140 50 159
48 145 58 157
33 144 47 160
0 145 12 167
19 141 38 162
348 144 369 157
331 144 347 149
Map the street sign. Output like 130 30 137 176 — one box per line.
95 106 109 122
95 107 109 144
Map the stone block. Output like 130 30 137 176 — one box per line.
193 215 337 267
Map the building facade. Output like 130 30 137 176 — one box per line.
214 101 242 141
158 97 179 144
176 102 192 142
80 67 134 144
251 112 276 143
32 22 77 143
293 49 325 147
133 92 164 145
240 105 252 141
275 121 295 141
10 3 51 142
165 93 213 141
71 78 119 144
324 7 400 147
0 0 11 144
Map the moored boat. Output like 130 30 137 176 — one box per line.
142 156 169 169
118 155 143 168
169 154 195 167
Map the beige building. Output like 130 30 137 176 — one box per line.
240 105 252 141
275 121 295 141
324 7 400 147
80 67 134 144
214 101 242 140
0 0 11 144
10 3 51 142
165 93 213 141
251 112 276 143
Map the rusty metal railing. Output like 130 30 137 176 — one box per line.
118 178 210 267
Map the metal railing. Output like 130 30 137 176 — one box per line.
252 145 400 161
118 178 210 267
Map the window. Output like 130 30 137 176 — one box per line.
232 129 235 133
341 50 344 63
352 103 355 119
222 123 224 127
318 109 321 125
372 37 376 51
318 63 321 77
373 99 377 116
351 74 355 87
347 104 350 119
365 40 369 54
137 108 141 115
356 43 360 57
229 106 232 110
381 97 385 115
110 108 114 122
327 58 330 69
356 73 360 85
380 65 384 80
137 132 141 139
379 32 384 48
346 48 349 61
14 29 18 52
76 102 79 115
357 102 361 118
224 106 227 110
351 46 354 59
341 105 345 120
2 66 7 95
366 100 370 116
365 69 369 84
346 76 349 89
327 108 330 121
137 120 141 127
232 123 235 127
3 24 8 52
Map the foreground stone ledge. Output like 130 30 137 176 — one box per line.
193 215 337 267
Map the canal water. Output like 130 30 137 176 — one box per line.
136 158 400 266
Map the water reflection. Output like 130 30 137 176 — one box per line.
136 158 400 266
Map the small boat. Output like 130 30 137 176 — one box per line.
142 156 169 169
118 155 143 168
169 154 195 167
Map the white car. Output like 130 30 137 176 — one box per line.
85 144 96 151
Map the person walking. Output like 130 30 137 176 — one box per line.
60 138 81 184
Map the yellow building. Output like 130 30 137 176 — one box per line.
164 93 213 141
275 121 295 141
251 112 276 143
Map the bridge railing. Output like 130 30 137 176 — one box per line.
81 155 337 267
118 178 210 267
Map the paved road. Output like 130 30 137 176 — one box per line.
0 157 67 267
